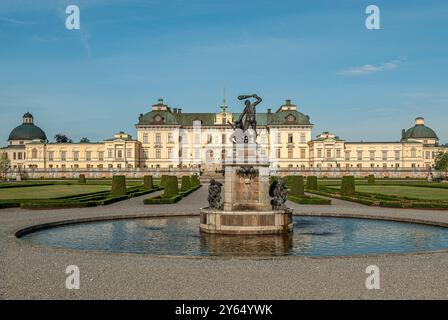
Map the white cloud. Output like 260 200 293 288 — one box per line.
339 60 401 76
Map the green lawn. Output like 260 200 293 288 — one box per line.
329 185 448 201
0 185 111 200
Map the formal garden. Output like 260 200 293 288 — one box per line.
303 175 448 209
0 174 202 209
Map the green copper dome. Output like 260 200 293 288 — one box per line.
402 118 438 140
8 113 47 141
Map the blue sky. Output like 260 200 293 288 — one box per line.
0 0 447 143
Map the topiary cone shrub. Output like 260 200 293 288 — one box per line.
289 176 304 196
163 176 179 197
340 176 355 196
78 174 86 184
181 176 191 192
111 175 127 197
143 175 153 189
367 174 376 185
191 175 200 187
306 176 318 190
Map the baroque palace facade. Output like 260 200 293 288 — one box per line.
1 98 446 178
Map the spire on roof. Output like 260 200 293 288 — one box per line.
220 88 228 113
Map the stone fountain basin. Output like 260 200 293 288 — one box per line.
199 208 293 235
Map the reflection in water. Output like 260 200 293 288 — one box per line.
200 233 293 256
21 216 448 257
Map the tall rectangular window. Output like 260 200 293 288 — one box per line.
300 134 306 143
61 151 66 161
143 133 148 144
275 132 281 144
336 149 341 158
357 151 363 161
108 149 113 159
300 148 306 159
98 151 104 161
288 133 293 144
369 151 375 161
326 149 332 158
382 151 388 161
48 151 54 161
207 134 212 144
276 148 281 159
395 151 400 160
317 149 322 158
345 151 350 160
222 134 226 145
127 149 132 158
86 151 92 161
155 149 161 159
288 148 293 159
167 148 173 159
168 132 174 143
155 133 161 144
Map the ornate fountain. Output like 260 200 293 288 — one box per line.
200 94 293 235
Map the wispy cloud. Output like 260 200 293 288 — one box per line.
0 17 36 25
339 60 402 76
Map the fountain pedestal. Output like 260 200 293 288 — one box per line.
200 145 293 235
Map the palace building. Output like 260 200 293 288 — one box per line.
0 98 446 179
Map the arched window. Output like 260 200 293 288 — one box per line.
31 148 38 159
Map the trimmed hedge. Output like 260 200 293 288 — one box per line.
289 176 304 196
269 176 279 184
0 201 21 209
144 194 182 205
20 201 97 209
340 176 355 196
78 174 86 184
288 195 331 205
181 176 191 193
179 184 202 197
98 195 130 205
367 175 376 185
306 176 318 190
111 175 127 197
191 175 201 187
160 175 169 188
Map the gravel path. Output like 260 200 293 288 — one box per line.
1 186 448 299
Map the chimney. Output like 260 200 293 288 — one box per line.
285 99 291 106
402 129 406 139
157 98 164 105
178 108 182 114
173 108 178 114
267 108 272 114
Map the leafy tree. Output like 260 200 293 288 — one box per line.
435 152 448 179
54 134 72 143
0 157 11 181
80 137 90 143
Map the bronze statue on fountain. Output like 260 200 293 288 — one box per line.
201 94 293 235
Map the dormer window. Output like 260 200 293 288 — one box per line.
286 114 296 123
